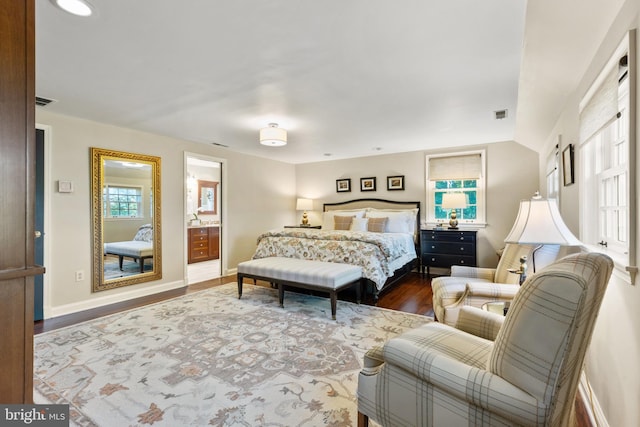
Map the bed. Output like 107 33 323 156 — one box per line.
252 199 420 300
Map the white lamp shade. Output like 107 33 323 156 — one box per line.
296 198 313 211
504 197 582 246
260 123 287 146
441 193 467 209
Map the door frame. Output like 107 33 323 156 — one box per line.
184 152 227 281
35 123 52 319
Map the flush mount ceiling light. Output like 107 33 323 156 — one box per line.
259 123 287 147
51 0 93 17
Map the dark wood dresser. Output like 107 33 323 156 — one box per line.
188 226 220 263
420 229 477 277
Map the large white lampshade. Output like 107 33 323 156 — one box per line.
441 193 467 229
260 123 287 146
504 194 581 246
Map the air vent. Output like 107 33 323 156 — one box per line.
35 96 56 107
211 142 229 148
494 109 508 120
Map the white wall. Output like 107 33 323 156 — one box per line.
36 110 296 317
536 1 640 425
296 140 539 268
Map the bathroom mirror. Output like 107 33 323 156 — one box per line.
91 147 162 291
197 180 218 215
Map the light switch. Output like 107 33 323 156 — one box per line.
58 180 74 193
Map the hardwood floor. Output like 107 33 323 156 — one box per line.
33 271 591 426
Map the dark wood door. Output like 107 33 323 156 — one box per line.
0 0 44 404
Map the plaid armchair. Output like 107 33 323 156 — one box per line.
431 243 560 326
357 252 613 427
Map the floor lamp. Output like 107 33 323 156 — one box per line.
504 192 582 283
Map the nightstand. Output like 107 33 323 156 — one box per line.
420 229 477 277
284 225 321 229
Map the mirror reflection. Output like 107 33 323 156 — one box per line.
198 180 218 215
91 148 162 291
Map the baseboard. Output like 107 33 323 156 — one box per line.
47 279 186 318
579 371 609 427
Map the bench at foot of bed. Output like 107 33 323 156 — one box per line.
237 257 363 320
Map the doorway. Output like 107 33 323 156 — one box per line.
185 153 225 284
34 125 51 320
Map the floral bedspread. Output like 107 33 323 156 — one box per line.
252 229 417 289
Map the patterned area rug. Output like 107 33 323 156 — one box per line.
103 255 153 280
34 283 431 426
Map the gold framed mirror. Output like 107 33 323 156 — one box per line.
91 147 162 291
197 180 218 215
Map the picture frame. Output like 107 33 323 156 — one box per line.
336 178 351 193
387 175 405 191
360 177 376 192
562 144 575 186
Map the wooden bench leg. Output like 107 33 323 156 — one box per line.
237 274 243 298
278 283 285 308
330 291 337 320
357 411 369 427
118 255 124 271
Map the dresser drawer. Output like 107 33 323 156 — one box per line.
422 231 476 243
190 247 210 261
422 254 476 268
422 242 475 255
190 238 209 250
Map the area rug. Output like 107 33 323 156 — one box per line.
103 255 153 281
34 283 431 426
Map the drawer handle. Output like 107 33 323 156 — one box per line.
460 237 464 240
431 245 435 249
460 248 465 251
431 258 436 262
460 260 465 264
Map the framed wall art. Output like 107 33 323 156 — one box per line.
336 178 351 192
562 144 575 186
360 177 376 192
387 175 405 191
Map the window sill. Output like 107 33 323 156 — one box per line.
582 244 635 285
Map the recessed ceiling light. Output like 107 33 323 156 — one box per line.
52 0 93 17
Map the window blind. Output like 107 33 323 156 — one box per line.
579 66 619 144
428 153 482 180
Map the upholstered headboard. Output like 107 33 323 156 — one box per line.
323 198 421 240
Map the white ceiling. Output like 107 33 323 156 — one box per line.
35 0 626 164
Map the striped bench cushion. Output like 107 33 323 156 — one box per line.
238 257 362 289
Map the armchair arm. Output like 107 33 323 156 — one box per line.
465 281 520 299
450 265 496 281
455 306 504 341
383 327 544 425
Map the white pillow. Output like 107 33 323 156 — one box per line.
322 209 367 230
366 210 413 233
350 217 369 232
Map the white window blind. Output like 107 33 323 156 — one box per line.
428 154 482 180
579 66 620 144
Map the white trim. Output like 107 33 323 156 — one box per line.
184 151 229 279
48 279 185 318
579 371 610 427
36 123 53 320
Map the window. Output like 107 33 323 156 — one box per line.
546 143 560 200
579 32 634 263
103 184 144 218
426 150 486 226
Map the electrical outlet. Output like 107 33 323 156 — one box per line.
75 270 84 281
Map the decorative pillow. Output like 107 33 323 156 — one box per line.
350 217 369 232
366 210 413 234
367 217 388 233
133 224 153 242
334 215 355 230
322 209 367 230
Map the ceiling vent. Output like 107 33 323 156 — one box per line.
211 142 229 148
36 96 56 107
494 109 508 120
